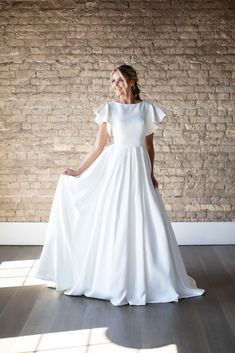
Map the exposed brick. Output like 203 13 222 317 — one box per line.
0 0 234 222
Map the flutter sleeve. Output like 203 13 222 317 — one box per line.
94 102 112 136
145 102 166 136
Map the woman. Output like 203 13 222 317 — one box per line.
34 64 205 306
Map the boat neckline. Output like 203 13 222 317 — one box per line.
111 100 144 105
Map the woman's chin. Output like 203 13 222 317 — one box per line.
115 92 124 98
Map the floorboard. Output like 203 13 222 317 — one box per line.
0 245 234 353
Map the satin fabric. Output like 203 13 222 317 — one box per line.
34 100 205 306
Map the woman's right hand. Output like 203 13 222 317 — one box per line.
151 172 159 189
62 168 80 177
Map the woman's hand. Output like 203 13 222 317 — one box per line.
62 168 80 177
151 172 158 189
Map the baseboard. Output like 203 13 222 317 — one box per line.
0 222 234 245
173 222 235 245
0 222 47 245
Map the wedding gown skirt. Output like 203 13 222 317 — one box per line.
34 101 205 306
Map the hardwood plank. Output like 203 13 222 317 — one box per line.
0 245 234 353
20 288 88 336
16 246 42 261
194 295 235 353
0 285 43 338
0 287 18 315
0 246 22 263
214 245 235 283
171 300 211 353
179 245 209 290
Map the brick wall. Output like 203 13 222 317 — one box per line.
0 0 234 222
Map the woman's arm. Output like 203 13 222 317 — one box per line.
145 133 159 189
63 122 109 176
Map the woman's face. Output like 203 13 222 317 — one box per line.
111 71 132 98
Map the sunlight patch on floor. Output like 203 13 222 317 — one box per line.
0 328 178 353
0 260 179 352
0 259 46 288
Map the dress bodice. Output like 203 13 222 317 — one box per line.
94 100 166 147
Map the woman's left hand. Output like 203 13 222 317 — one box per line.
151 172 158 189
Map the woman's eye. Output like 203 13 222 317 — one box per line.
112 78 123 83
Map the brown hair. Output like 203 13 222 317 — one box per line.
110 64 141 101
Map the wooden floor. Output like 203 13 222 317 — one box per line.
0 245 234 353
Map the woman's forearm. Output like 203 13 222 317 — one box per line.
147 144 155 174
76 148 101 175
64 125 109 177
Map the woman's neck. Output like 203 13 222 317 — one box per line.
117 96 141 104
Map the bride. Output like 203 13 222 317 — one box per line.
34 64 205 306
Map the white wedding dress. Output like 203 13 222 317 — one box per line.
34 100 205 306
